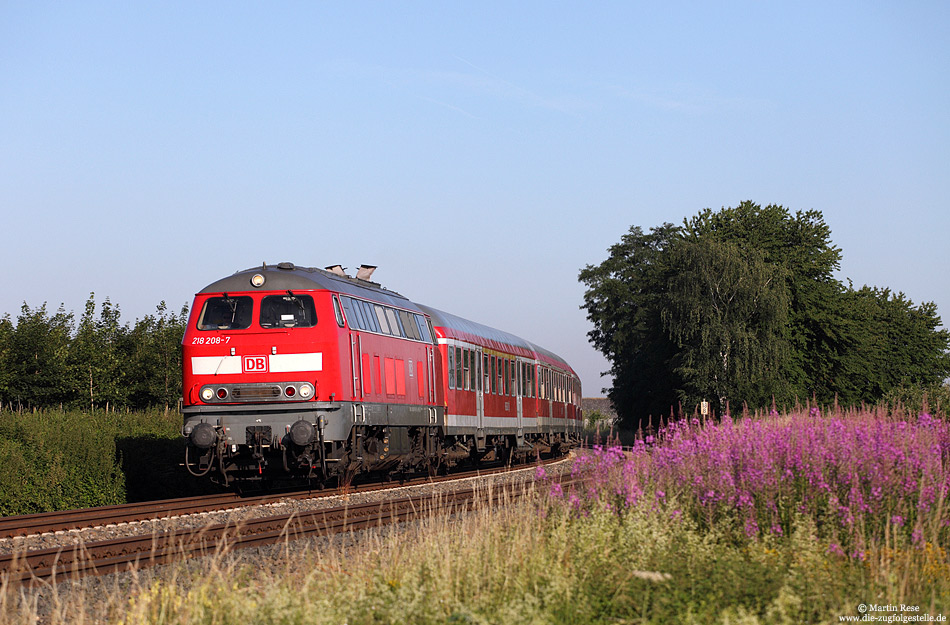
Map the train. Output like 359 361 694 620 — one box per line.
181 262 582 486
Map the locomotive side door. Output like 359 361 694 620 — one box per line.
336 294 362 400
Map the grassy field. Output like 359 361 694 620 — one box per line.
1 405 948 624
0 407 216 516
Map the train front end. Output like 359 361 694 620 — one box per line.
180 263 348 486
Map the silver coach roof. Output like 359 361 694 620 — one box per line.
417 304 576 375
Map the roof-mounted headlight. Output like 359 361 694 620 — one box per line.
251 273 266 288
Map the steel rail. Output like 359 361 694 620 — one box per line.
0 472 586 585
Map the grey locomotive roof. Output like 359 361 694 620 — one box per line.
198 262 416 310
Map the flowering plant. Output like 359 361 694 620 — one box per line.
546 407 950 558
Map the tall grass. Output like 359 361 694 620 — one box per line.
1 406 947 624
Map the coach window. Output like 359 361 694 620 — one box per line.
462 350 470 391
260 294 317 328
490 356 497 394
448 347 455 390
470 352 477 390
483 355 490 392
197 295 253 331
502 359 509 396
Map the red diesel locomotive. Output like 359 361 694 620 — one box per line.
181 262 581 485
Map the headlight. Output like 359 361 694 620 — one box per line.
200 387 214 402
251 273 266 287
299 383 314 399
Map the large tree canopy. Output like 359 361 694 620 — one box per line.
581 201 950 427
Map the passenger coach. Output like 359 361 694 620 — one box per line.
181 262 581 485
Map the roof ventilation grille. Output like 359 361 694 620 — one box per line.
325 265 348 277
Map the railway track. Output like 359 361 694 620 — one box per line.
0 456 574 584
0 459 558 540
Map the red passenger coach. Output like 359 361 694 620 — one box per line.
181 262 581 486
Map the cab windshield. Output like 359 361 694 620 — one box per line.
197 296 253 330
260 294 317 328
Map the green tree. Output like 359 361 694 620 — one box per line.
127 301 188 409
582 201 950 427
579 223 681 423
835 286 950 404
68 294 131 410
8 303 74 408
661 237 791 413
0 315 12 405
682 201 844 402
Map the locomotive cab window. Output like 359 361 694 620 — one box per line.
197 296 253 331
333 296 345 327
259 294 317 328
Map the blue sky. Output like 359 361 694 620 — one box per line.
2 2 948 395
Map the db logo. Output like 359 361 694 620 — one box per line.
243 356 268 373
